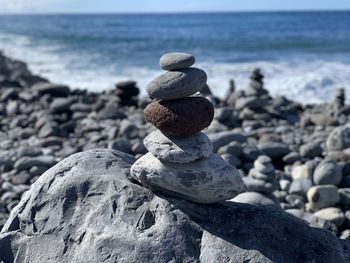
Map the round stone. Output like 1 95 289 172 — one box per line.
159 52 195 71
314 207 345 227
144 130 212 163
313 160 342 186
307 185 340 209
144 97 214 137
130 153 244 204
146 68 207 100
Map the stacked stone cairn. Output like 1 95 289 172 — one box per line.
236 68 271 118
114 80 140 106
130 52 244 204
334 87 345 113
234 155 279 207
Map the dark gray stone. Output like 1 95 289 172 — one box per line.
50 98 72 113
32 82 70 97
283 151 302 164
258 142 291 160
300 141 323 158
1 149 348 263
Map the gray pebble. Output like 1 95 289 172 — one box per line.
146 68 207 100
159 52 195 70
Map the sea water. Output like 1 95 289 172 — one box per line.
0 12 350 103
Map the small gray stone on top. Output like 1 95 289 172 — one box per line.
159 52 195 70
143 130 212 163
146 68 207 100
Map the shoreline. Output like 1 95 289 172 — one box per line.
0 51 350 240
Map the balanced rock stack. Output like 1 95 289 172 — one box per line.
233 155 280 207
235 68 270 114
114 80 140 106
131 52 244 204
244 155 278 194
333 87 345 113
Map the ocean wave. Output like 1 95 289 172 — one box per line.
1 32 350 104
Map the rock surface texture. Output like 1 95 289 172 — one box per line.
144 97 214 137
132 53 244 203
1 149 349 263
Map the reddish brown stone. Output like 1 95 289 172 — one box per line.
144 97 214 137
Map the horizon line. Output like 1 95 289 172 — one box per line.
0 9 350 16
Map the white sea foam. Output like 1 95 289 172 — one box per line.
1 32 350 104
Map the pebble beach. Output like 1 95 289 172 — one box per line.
0 49 350 261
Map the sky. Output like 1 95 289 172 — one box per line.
1 0 350 14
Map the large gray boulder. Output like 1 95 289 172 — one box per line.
1 149 349 263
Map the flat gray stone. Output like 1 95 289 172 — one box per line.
258 142 291 160
159 52 195 70
144 130 212 163
0 149 349 262
146 68 207 100
131 152 244 204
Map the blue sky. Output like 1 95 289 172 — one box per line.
1 0 350 14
